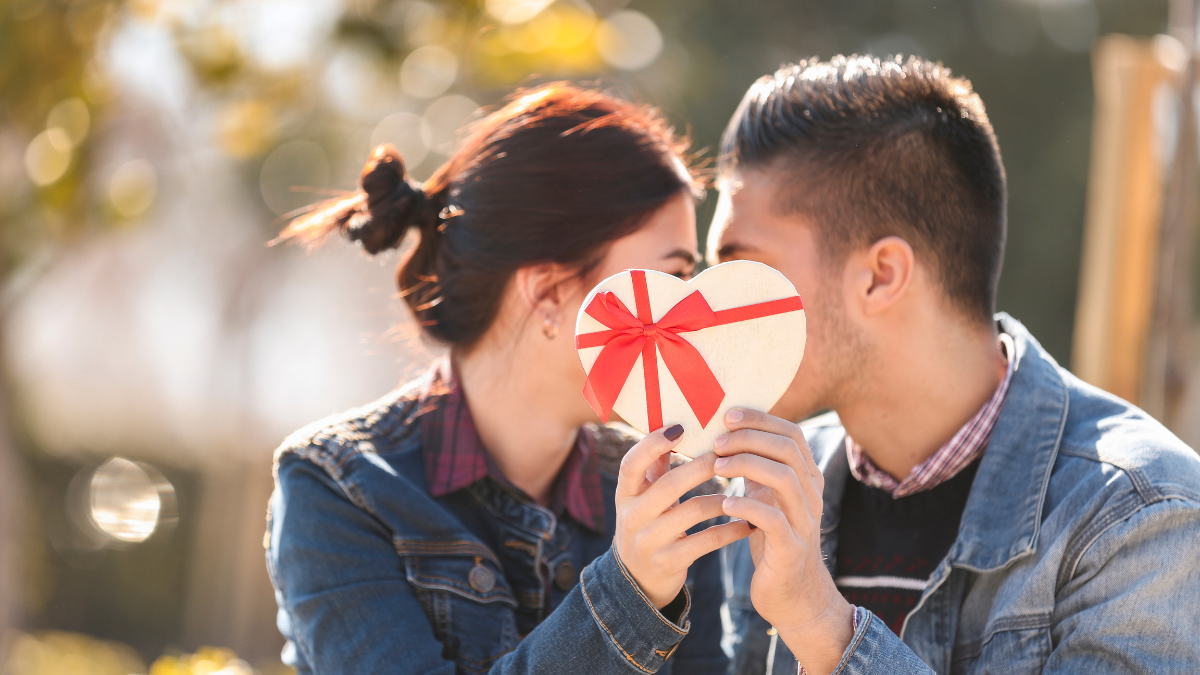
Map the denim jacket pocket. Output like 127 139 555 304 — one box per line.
950 614 1051 675
399 539 520 674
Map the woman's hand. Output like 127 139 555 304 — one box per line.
613 424 754 609
714 408 854 675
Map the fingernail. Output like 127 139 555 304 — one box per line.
723 496 735 509
726 409 743 424
714 433 728 449
663 424 684 441
715 457 729 471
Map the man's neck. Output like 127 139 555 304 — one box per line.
834 317 1006 482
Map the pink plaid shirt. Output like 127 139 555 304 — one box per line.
846 334 1015 498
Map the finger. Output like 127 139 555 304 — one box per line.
647 494 728 539
742 478 775 508
713 453 814 521
715 431 823 515
721 495 797 541
670 520 754 563
638 451 718 515
718 408 822 490
645 453 671 485
714 428 806 478
618 425 685 497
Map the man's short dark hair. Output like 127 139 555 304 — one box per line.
719 55 1007 323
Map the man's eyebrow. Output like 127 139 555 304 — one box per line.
663 249 701 265
715 242 759 259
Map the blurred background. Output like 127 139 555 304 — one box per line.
0 0 1193 672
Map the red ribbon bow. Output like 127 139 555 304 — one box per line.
575 270 804 431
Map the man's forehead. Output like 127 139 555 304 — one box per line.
714 173 787 229
709 179 781 262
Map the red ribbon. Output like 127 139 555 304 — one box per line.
575 270 804 430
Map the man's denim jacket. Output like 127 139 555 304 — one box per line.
265 389 726 675
726 314 1200 675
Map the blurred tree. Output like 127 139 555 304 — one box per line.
0 0 135 645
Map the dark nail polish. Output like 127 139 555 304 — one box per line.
663 424 684 441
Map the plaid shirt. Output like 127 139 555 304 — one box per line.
846 334 1015 498
417 358 607 533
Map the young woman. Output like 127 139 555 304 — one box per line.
266 85 752 675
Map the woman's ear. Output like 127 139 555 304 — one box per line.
855 236 915 316
513 264 580 334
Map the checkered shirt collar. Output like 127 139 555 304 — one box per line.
417 358 606 533
845 334 1016 498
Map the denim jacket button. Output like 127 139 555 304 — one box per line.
554 560 577 591
469 564 496 593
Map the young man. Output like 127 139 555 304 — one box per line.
709 56 1200 674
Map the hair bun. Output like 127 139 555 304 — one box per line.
346 144 432 254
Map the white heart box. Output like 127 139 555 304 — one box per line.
574 260 806 458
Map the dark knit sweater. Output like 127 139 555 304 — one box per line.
834 459 980 635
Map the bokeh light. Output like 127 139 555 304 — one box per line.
595 10 663 71
24 128 73 187
149 647 255 675
259 140 331 216
424 95 481 154
5 631 145 675
486 0 556 25
395 1 450 47
87 457 176 544
46 97 91 147
218 100 277 158
1039 0 1100 53
370 112 432 167
109 160 158 219
400 45 458 99
324 46 401 122
532 2 597 50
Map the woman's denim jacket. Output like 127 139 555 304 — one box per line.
265 372 727 675
725 314 1200 675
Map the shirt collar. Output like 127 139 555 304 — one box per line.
818 315 1069 574
417 358 607 533
846 333 1016 498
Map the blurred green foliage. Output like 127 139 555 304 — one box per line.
0 0 1172 360
0 0 115 271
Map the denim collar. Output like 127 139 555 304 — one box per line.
948 313 1067 571
818 313 1067 573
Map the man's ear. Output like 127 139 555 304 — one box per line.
512 264 579 330
852 236 915 316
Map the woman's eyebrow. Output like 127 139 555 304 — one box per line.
663 249 701 265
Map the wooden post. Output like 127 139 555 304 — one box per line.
1072 37 1181 404
1143 0 1200 429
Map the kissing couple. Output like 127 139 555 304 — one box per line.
265 56 1200 675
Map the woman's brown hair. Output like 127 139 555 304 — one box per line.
277 84 702 348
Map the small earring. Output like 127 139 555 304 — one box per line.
542 316 559 340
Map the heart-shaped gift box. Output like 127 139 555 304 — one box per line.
574 260 807 458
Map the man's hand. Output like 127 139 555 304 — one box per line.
614 424 754 609
714 408 855 675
